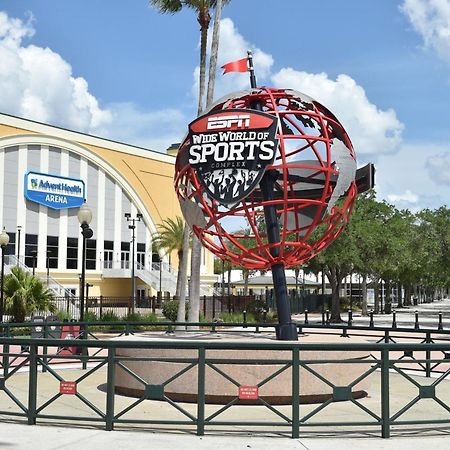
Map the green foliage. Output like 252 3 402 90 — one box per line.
218 311 256 323
245 298 268 321
100 310 121 322
55 311 72 322
162 299 182 322
84 311 98 322
4 267 56 322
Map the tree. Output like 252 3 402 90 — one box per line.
152 216 188 298
151 0 228 327
4 266 56 322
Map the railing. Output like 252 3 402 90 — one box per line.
0 328 449 438
4 255 77 301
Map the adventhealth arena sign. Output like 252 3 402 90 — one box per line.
24 172 85 210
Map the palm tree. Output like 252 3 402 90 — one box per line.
151 0 228 326
4 266 56 322
152 217 188 298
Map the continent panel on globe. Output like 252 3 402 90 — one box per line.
174 87 357 270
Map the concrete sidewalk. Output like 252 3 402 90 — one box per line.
0 421 449 449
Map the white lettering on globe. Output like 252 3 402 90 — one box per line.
188 141 275 165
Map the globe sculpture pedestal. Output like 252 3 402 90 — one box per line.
114 333 371 405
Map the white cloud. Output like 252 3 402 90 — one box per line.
387 189 419 204
401 0 450 63
376 142 450 210
0 11 112 133
95 103 187 151
426 151 450 184
271 69 404 159
0 11 185 151
193 18 274 104
195 18 404 159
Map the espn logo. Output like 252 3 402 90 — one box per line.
207 114 250 130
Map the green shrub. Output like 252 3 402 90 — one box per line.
100 310 120 322
218 312 256 323
84 311 98 322
55 311 72 322
124 312 141 322
162 300 189 322
246 298 269 321
140 312 159 323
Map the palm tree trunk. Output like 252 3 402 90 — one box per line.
176 224 190 328
361 273 368 316
243 269 249 296
175 249 183 299
188 235 202 328
206 0 223 107
196 6 210 115
329 266 342 323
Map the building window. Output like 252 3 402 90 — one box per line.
86 239 96 270
121 241 130 269
66 237 78 269
104 240 113 268
25 234 38 269
137 242 145 268
47 236 59 269
5 232 15 257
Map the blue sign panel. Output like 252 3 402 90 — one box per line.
24 171 85 210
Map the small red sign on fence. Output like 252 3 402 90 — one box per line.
239 385 258 400
60 381 77 395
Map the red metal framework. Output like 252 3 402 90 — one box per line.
174 87 357 270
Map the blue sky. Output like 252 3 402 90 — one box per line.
1 0 449 211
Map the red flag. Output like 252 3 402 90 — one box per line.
221 57 248 74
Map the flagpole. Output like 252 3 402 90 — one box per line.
247 50 258 89
246 50 298 341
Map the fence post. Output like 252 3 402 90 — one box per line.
425 332 431 378
42 324 48 374
381 347 390 438
197 347 206 436
212 294 216 319
203 295 207 319
27 344 38 425
291 346 300 439
105 347 116 431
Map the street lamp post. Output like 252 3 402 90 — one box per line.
78 203 93 322
31 249 37 275
16 225 22 264
124 213 142 313
86 283 93 315
0 227 10 323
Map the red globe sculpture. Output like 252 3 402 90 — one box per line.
174 87 357 270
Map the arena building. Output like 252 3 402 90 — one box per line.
0 112 216 304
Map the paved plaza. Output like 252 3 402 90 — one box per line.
1 299 450 449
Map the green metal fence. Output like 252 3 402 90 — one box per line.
1 331 450 438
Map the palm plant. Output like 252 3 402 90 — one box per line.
4 266 56 322
151 0 228 326
152 217 189 298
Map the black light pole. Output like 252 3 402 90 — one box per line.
78 203 93 322
31 249 37 275
86 283 93 315
16 225 21 264
0 227 10 323
124 213 142 313
248 50 297 340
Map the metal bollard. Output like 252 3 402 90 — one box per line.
321 310 326 325
304 309 309 325
263 309 267 323
326 310 330 325
438 312 443 331
414 310 419 330
243 310 247 328
392 310 397 329
369 310 374 328
347 309 353 327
